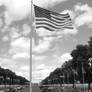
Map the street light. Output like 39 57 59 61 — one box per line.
88 58 92 91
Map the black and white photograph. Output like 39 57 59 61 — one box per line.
32 0 92 92
0 0 30 92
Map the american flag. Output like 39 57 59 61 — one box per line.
34 5 73 31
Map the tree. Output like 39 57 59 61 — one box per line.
0 67 5 84
71 45 90 83
5 69 16 84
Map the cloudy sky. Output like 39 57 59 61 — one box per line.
0 0 31 80
32 0 92 83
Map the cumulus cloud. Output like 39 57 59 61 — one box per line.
0 18 3 28
22 24 30 36
19 65 29 79
13 52 30 59
32 64 53 83
74 4 92 27
9 27 20 39
33 27 78 54
20 66 29 71
58 28 78 35
33 0 67 8
75 3 91 12
9 37 30 59
36 28 56 37
0 57 16 69
32 55 46 61
59 53 72 65
0 0 31 25
2 36 9 42
32 38 53 53
10 37 30 52
36 64 45 70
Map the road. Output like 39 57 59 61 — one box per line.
17 87 30 92
32 86 41 92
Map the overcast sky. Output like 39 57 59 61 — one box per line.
0 0 31 80
32 0 92 83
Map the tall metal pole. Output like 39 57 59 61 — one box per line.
30 0 33 92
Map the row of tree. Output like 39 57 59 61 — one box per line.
41 37 92 85
0 66 29 85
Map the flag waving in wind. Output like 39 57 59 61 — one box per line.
34 5 73 31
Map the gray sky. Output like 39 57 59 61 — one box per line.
0 0 31 80
32 0 92 83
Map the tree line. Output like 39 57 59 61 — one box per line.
0 66 29 85
41 37 92 85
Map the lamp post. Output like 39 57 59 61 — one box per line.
82 62 85 84
88 58 92 91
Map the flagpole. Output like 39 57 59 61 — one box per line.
32 1 36 32
30 0 33 91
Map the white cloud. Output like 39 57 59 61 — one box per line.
0 18 3 28
33 0 67 8
16 70 29 80
32 55 46 61
75 12 92 27
22 24 30 36
32 38 52 53
0 57 16 69
0 0 31 25
9 27 20 39
36 28 56 37
36 64 45 70
59 28 78 35
10 37 30 53
13 52 30 59
2 36 9 42
20 66 29 71
74 4 92 27
32 64 53 83
75 3 91 12
33 28 78 54
59 53 72 65
9 37 30 60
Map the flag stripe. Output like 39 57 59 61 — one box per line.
36 23 72 30
36 25 56 31
63 26 74 29
36 17 72 24
34 5 73 31
49 10 70 17
51 14 70 21
36 18 72 27
51 17 72 24
36 22 73 29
